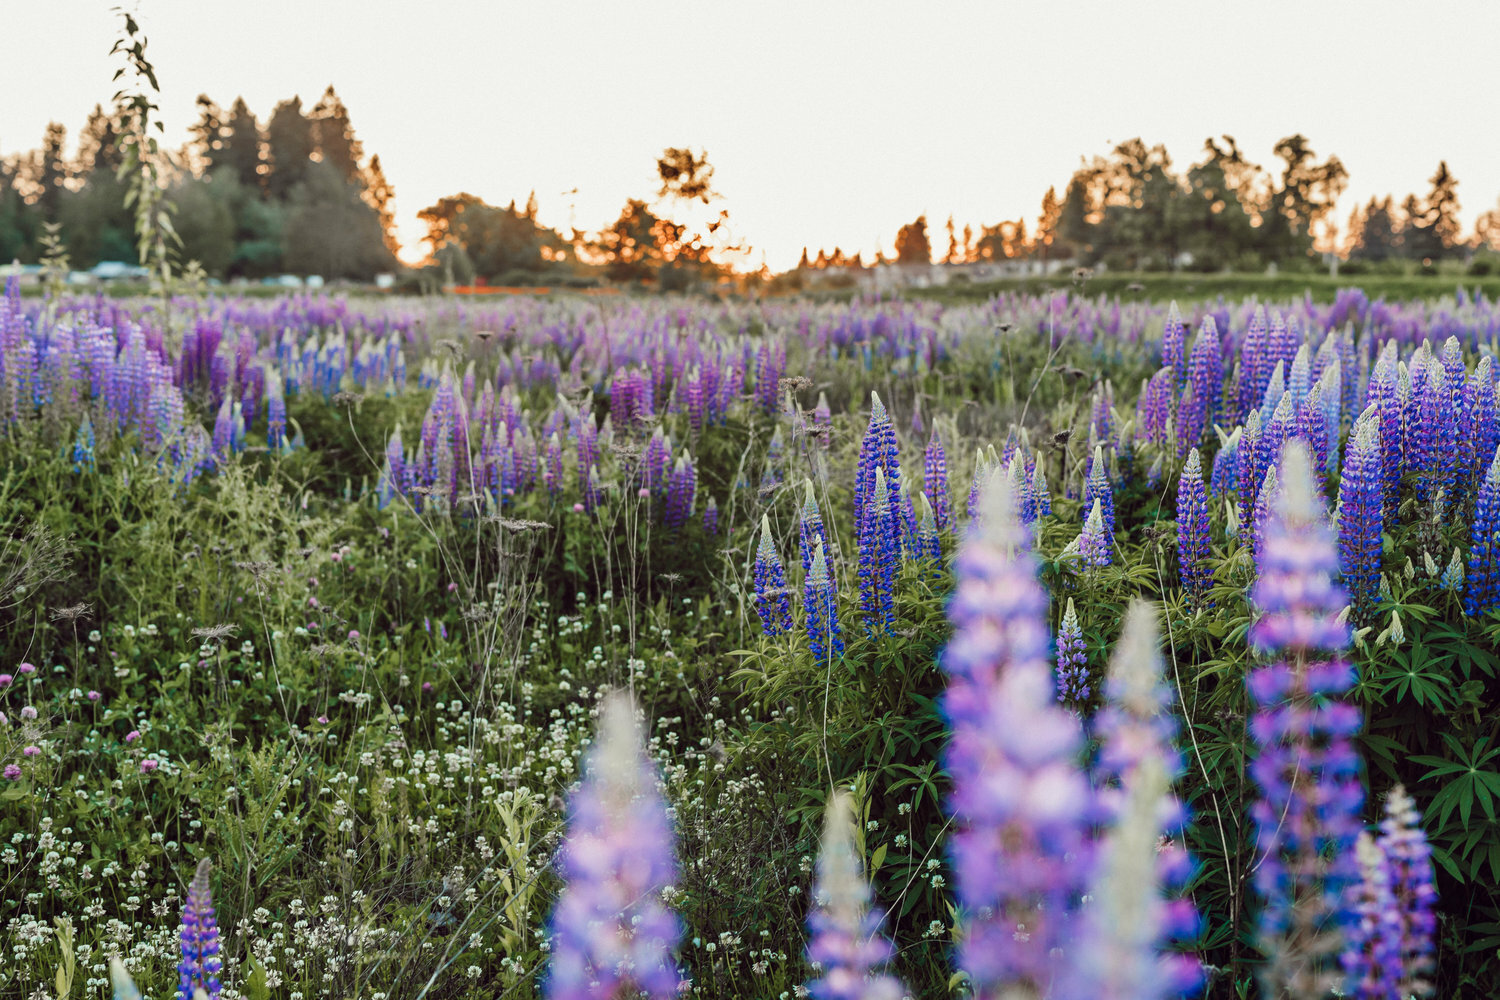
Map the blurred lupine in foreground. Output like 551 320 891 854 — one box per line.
177 858 221 1000
754 514 792 637
1064 601 1201 1000
1176 449 1211 601
805 538 844 663
545 694 681 1000
1465 447 1500 616
803 792 907 1000
941 476 1093 997
1341 784 1437 1000
1338 408 1384 620
1054 597 1090 713
1247 442 1365 1000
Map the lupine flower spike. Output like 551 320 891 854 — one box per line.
941 475 1093 997
1064 601 1202 1000
1079 498 1112 569
804 792 907 1000
177 858 222 1000
1247 442 1365 1000
754 514 793 636
804 538 844 663
1338 409 1384 620
545 693 681 1000
1177 448 1211 601
1465 447 1500 616
1054 597 1090 712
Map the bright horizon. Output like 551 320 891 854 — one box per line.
5 1 1500 273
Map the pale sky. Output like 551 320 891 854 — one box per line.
5 1 1499 271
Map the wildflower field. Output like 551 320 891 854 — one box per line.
0 282 1491 1000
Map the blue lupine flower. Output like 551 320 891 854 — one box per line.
1247 442 1365 1000
925 432 951 531
805 536 844 662
177 859 221 1000
1338 409 1384 620
1064 602 1203 1000
545 694 682 1000
1465 447 1500 616
1054 597 1090 711
1176 448 1211 601
940 476 1094 998
754 514 793 637
1082 444 1115 539
804 793 906 1000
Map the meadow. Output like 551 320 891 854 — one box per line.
0 282 1489 999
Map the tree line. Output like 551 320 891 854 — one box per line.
7 116 1500 284
800 135 1500 275
0 86 399 280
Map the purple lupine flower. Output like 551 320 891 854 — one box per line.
1288 344 1312 409
72 414 95 473
1008 455 1036 526
1257 361 1287 434
177 858 222 1000
544 432 564 498
941 476 1093 997
1465 447 1500 616
1338 409 1384 620
1465 356 1497 494
1082 444 1115 539
1176 381 1205 459
812 391 832 449
854 392 890 528
799 479 826 577
1247 441 1365 1000
1234 410 1265 535
545 693 681 1000
755 338 786 415
924 432 951 531
754 514 793 637
966 449 990 520
1413 363 1457 507
642 427 671 497
1342 833 1402 1000
1023 460 1047 518
1187 317 1223 431
1295 382 1330 485
1257 391 1293 494
804 792 906 1000
764 425 786 489
1079 498 1112 568
1092 380 1115 445
1374 785 1438 997
1137 367 1175 446
1054 597 1090 712
1209 426 1240 500
1063 602 1202 1000
702 495 719 536
664 455 696 531
1177 448 1211 601
1238 306 1271 421
916 492 941 563
1251 462 1281 576
1161 300 1187 387
857 468 898 633
804 536 844 662
1367 345 1403 527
